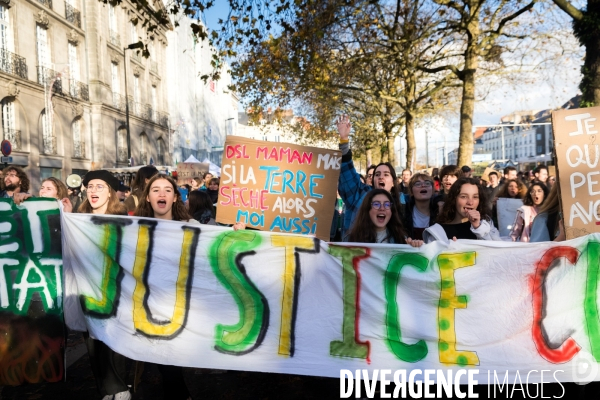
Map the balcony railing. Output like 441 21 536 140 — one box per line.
109 30 121 47
0 49 28 80
156 111 169 127
74 140 85 158
117 147 128 162
131 51 142 63
150 61 158 74
143 104 153 121
131 101 144 118
69 80 89 101
37 66 63 94
112 92 126 111
65 2 81 28
43 135 57 155
37 0 52 9
3 129 21 150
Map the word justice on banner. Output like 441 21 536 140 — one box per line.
0 199 64 385
62 212 600 384
216 136 341 241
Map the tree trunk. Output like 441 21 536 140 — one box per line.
578 0 600 106
387 134 395 167
456 18 479 167
366 148 373 167
405 111 416 172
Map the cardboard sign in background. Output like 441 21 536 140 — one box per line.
552 106 600 239
216 136 340 241
176 162 210 186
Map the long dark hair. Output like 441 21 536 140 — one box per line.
134 174 192 221
347 189 406 243
524 182 549 207
373 162 402 216
131 165 158 193
437 177 491 224
188 190 215 217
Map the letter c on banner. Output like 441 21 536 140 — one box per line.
532 246 581 363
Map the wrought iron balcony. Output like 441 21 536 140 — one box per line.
65 2 81 28
43 135 57 155
132 101 144 118
73 140 85 158
140 151 148 165
37 0 52 9
3 129 21 150
69 80 89 101
143 104 153 121
150 61 158 74
117 147 128 162
109 30 120 47
131 51 142 63
0 49 28 80
37 66 63 94
112 92 126 111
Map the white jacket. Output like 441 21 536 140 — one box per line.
423 220 501 244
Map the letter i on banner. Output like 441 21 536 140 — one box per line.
132 221 199 338
271 236 319 357
437 252 479 366
328 245 370 361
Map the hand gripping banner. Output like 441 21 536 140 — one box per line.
61 212 600 384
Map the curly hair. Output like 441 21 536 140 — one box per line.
4 166 30 193
437 177 491 224
134 174 192 221
497 179 527 199
41 177 69 200
524 182 549 207
347 189 406 244
78 186 127 215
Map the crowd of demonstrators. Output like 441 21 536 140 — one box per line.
510 182 549 242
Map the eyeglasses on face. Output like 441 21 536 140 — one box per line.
413 181 433 188
371 201 391 210
87 184 106 192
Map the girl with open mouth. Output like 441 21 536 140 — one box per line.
510 182 549 242
423 177 501 242
61 170 130 400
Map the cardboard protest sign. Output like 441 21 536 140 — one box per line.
548 165 556 177
216 136 340 241
0 199 65 385
552 106 600 239
497 198 523 237
176 162 210 186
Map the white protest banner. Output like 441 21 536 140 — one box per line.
216 136 340 241
497 198 523 237
552 106 600 239
62 212 600 384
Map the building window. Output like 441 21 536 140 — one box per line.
40 167 61 180
2 99 19 150
157 137 164 164
140 133 147 164
36 25 50 68
0 5 12 52
111 62 120 93
42 110 55 154
537 145 542 154
109 4 117 32
73 118 85 158
130 21 137 43
133 75 140 103
117 127 127 162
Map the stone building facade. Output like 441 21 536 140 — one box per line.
1 0 170 188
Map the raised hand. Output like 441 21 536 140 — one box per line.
336 114 351 140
